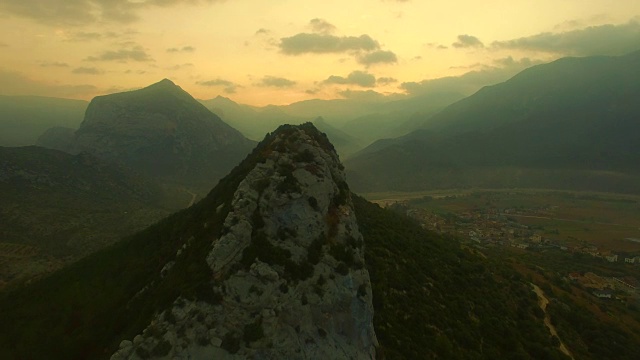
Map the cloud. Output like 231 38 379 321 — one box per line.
166 63 194 71
64 30 135 42
323 70 376 87
123 69 147 75
279 33 379 55
357 50 398 66
0 68 97 97
377 77 398 85
400 57 540 96
309 18 337 34
197 78 240 94
39 61 69 67
491 20 640 56
452 34 484 48
72 67 105 75
338 89 386 101
0 42 7 47
85 45 153 62
67 31 103 41
167 45 196 53
255 28 270 36
0 0 225 26
258 76 297 88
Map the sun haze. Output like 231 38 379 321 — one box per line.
0 0 639 105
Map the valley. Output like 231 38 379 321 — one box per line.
366 188 640 358
364 189 640 253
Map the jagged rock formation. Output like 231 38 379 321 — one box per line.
74 79 255 188
111 124 377 359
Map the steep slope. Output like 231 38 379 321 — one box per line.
0 146 175 288
346 51 640 192
0 123 377 359
75 79 255 190
111 123 377 359
0 95 87 147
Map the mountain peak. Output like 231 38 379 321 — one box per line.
152 78 178 88
74 79 254 187
139 78 189 97
111 122 377 359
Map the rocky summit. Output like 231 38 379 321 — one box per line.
111 123 377 359
74 79 255 187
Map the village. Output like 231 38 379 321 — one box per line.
387 201 640 300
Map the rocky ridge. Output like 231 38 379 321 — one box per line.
111 124 377 359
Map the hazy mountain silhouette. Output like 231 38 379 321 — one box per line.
73 79 255 191
200 95 310 141
201 91 464 156
0 96 87 147
346 50 640 192
340 92 465 145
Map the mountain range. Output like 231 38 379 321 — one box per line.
0 124 576 359
200 91 463 156
346 50 640 193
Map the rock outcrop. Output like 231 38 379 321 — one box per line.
74 79 255 187
111 124 377 359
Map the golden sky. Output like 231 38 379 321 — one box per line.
0 0 639 106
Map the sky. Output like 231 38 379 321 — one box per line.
0 0 639 106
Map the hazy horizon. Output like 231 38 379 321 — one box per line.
0 1 639 106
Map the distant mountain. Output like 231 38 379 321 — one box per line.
346 51 640 193
0 95 87 147
0 146 179 287
0 123 579 360
312 116 364 156
74 79 255 191
340 92 464 145
200 95 310 140
35 126 76 153
201 92 463 155
201 97 366 156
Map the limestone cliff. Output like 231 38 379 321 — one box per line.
111 123 377 359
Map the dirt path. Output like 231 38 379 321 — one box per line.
531 284 574 359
